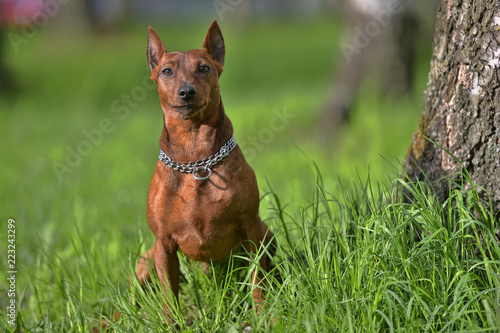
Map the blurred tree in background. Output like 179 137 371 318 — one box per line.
320 0 439 139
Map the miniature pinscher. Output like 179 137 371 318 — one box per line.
137 20 275 323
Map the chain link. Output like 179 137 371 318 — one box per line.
158 134 236 177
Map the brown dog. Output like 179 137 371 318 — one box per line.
136 20 275 323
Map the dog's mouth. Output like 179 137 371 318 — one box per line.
171 102 206 116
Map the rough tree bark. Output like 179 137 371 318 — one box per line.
403 0 500 215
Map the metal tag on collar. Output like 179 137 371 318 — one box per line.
192 166 212 181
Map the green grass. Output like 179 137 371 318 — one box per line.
3 18 498 332
6 169 500 332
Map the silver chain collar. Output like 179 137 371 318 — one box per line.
158 134 237 181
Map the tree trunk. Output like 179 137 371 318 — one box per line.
403 0 500 214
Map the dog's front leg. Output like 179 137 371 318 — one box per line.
252 252 268 308
246 221 275 308
153 240 180 323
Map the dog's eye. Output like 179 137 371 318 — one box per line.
198 65 210 73
162 68 174 77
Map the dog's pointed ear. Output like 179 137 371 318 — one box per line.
202 20 225 67
148 27 167 72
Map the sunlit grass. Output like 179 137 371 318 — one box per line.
6 167 500 332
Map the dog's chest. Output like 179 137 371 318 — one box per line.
148 157 260 261
180 169 255 221
172 174 257 261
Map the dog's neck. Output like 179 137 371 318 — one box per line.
159 98 233 163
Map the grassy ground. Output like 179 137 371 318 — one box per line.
2 18 499 332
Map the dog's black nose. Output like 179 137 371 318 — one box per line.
178 83 197 100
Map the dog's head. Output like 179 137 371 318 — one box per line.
148 20 225 119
